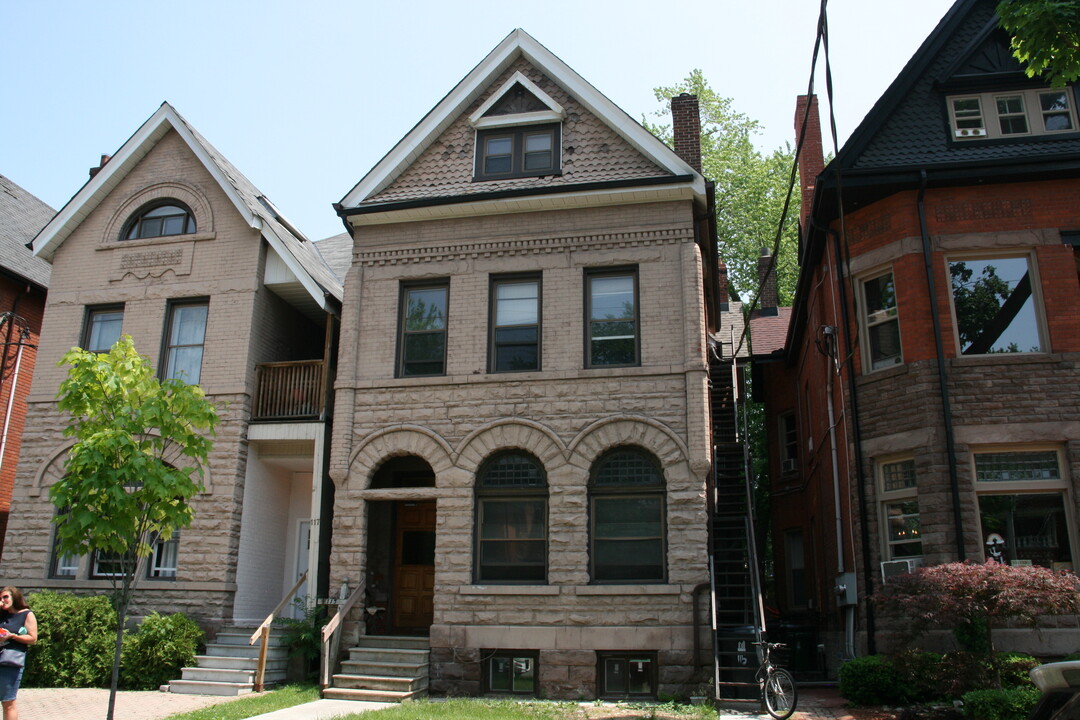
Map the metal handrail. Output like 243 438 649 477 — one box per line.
320 580 366 689
248 571 308 692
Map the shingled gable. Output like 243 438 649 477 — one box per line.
30 102 342 312
337 28 706 218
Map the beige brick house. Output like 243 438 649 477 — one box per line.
6 103 343 634
326 30 723 699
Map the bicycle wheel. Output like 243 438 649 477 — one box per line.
762 667 797 720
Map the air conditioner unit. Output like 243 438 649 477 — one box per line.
781 459 798 474
954 127 987 138
881 558 924 583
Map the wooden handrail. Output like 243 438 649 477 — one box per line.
320 580 366 689
253 360 326 420
248 571 308 692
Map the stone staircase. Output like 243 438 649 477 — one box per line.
323 635 429 702
168 626 289 696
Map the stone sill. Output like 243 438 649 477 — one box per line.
95 232 216 251
460 585 560 596
22 579 236 592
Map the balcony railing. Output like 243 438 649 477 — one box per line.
253 360 326 421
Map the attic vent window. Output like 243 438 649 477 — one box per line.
488 84 549 116
949 88 1077 141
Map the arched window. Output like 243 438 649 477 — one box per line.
122 201 196 240
589 446 666 583
475 451 547 583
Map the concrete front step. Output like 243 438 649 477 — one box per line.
204 642 289 660
168 679 256 697
191 655 288 672
346 647 428 664
214 630 289 647
340 659 428 678
180 667 256 684
331 673 427 692
353 635 430 651
323 687 426 703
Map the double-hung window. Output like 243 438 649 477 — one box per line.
83 306 124 353
475 452 547 583
878 458 922 560
475 124 560 181
586 269 638 368
948 255 1042 354
860 271 901 371
148 532 180 579
974 449 1074 570
398 282 449 377
164 301 208 384
490 276 540 373
589 447 665 583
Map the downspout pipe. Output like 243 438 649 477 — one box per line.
821 222 877 655
916 170 966 561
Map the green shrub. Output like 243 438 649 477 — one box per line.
273 600 327 681
839 655 910 705
962 686 1040 720
1061 651 1080 661
893 650 947 703
994 652 1039 688
120 612 204 690
23 591 116 688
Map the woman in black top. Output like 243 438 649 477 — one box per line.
0 587 37 720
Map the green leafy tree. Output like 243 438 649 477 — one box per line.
51 335 218 720
997 0 1080 88
645 70 800 307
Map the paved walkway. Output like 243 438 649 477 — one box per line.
15 686 889 720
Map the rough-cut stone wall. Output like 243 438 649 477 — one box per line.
330 197 712 698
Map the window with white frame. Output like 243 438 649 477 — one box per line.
974 449 1074 571
949 255 1042 354
860 271 902 371
948 88 1078 140
879 458 922 560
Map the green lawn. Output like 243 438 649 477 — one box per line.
162 684 320 720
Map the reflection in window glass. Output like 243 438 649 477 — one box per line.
1040 91 1074 131
492 279 539 372
978 494 1073 570
588 272 637 367
165 303 208 384
487 654 536 694
949 257 1040 354
400 285 448 377
85 308 124 353
863 272 901 369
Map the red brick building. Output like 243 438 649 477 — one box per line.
757 0 1080 676
0 175 53 557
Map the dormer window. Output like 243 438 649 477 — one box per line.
949 88 1077 141
476 124 559 179
122 201 196 239
470 71 565 182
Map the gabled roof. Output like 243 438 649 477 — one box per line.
338 28 705 211
31 103 341 312
0 174 53 289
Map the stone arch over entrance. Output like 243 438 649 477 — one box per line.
345 425 454 491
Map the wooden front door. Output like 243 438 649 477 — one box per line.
392 501 436 631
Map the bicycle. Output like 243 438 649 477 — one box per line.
753 641 798 719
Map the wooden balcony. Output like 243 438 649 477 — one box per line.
253 360 326 421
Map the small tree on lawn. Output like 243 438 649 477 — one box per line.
51 336 218 720
875 561 1080 681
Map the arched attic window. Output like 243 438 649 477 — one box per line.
121 201 196 240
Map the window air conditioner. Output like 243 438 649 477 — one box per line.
880 557 924 583
954 127 987 138
781 459 798 474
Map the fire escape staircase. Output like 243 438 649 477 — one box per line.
709 358 768 700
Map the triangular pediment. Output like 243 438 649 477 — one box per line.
338 29 703 211
939 21 1026 87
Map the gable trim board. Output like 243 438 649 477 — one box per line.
338 28 706 213
30 103 342 313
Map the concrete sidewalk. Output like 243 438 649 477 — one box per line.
16 685 890 720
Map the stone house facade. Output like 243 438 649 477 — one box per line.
757 0 1080 675
328 30 722 699
4 104 344 630
0 175 53 557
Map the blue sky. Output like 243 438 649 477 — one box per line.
3 0 956 242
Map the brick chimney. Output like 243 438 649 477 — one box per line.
89 154 112 178
671 93 702 173
794 95 825 233
757 246 779 315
